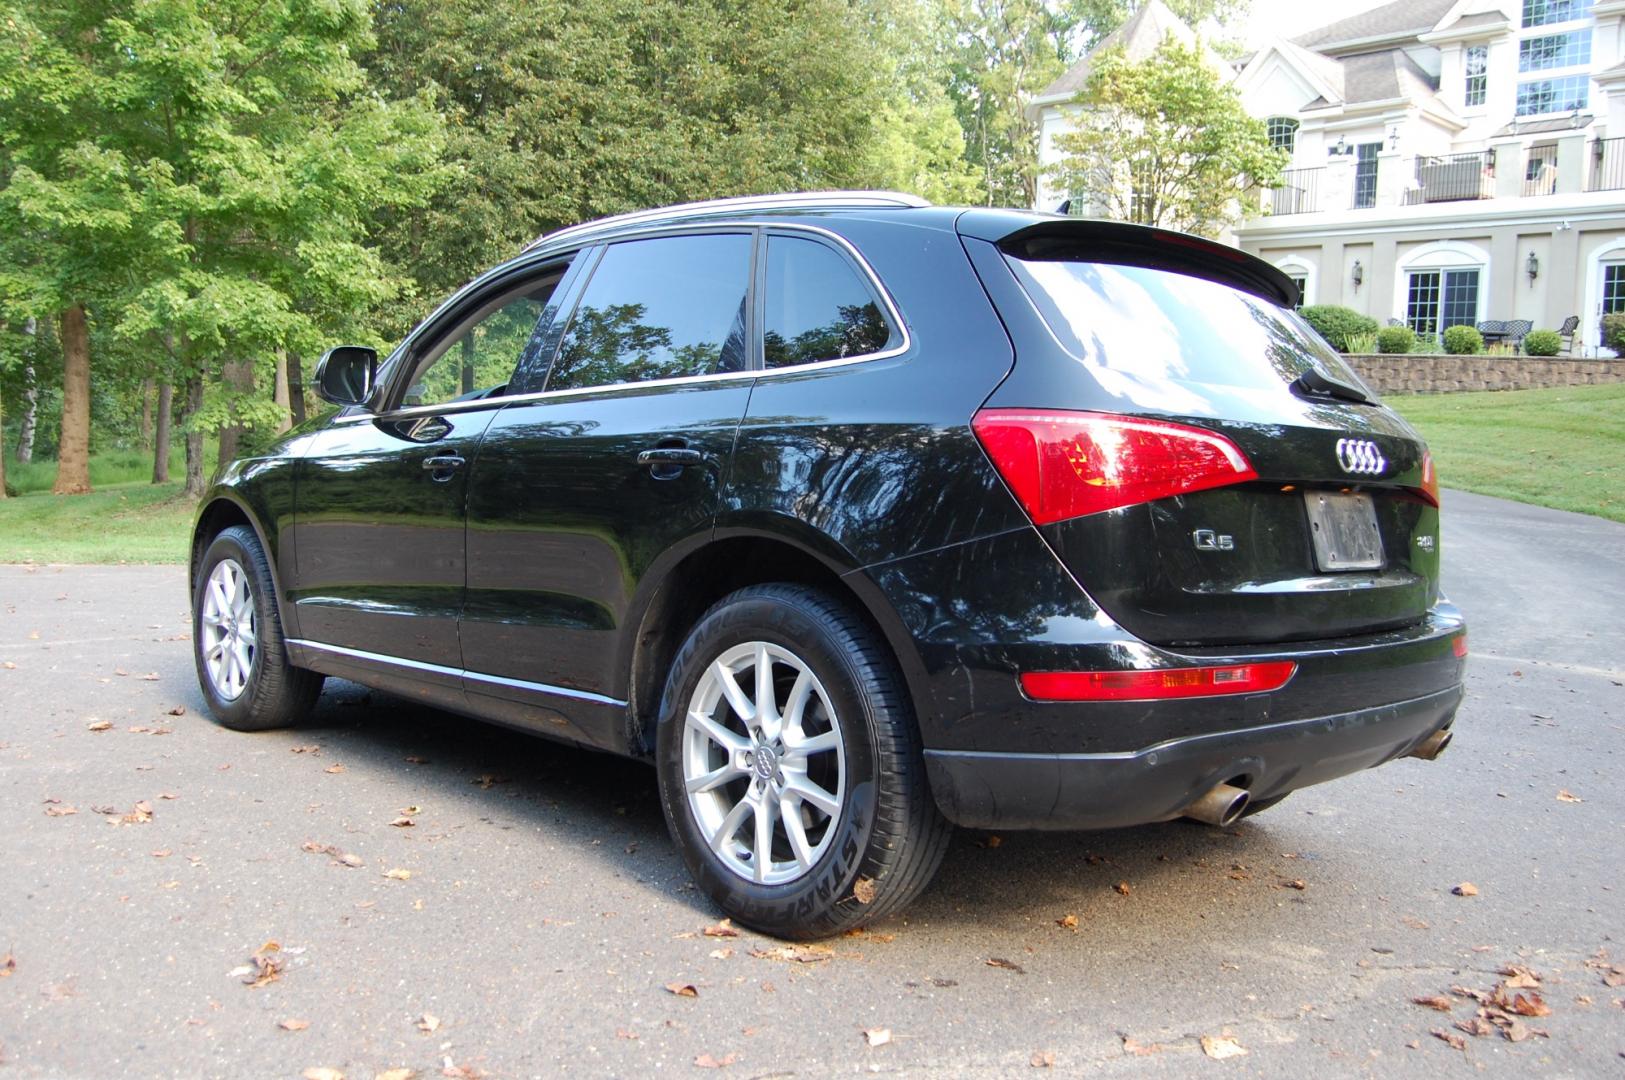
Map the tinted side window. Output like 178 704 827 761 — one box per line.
402 284 555 408
548 234 751 391
763 236 896 369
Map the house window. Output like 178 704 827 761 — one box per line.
1285 273 1307 309
1267 117 1299 154
1603 262 1625 314
1522 0 1593 27
1353 143 1381 208
1465 46 1488 107
1407 269 1481 338
1520 30 1591 70
1516 74 1589 115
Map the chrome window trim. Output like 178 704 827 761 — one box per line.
288 638 629 707
332 222 912 426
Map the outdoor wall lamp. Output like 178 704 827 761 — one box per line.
1352 260 1364 289
1387 126 1399 150
1331 135 1349 156
1527 251 1540 285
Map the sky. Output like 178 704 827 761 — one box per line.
1239 0 1396 49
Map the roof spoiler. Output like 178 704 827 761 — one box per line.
956 212 1300 309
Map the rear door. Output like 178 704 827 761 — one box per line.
965 220 1439 647
460 231 756 748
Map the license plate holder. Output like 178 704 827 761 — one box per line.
1304 491 1384 571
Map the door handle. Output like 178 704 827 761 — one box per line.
635 448 706 468
422 454 465 479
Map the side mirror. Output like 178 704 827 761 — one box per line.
314 345 378 407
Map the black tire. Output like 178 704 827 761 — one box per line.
192 525 322 731
655 584 951 940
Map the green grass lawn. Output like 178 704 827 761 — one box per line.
0 479 196 563
1387 383 1625 524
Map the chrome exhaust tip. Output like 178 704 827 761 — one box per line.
1408 728 1452 761
1182 782 1251 827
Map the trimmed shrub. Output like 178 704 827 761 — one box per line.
1345 331 1378 354
1522 329 1562 356
1601 312 1625 352
1376 325 1415 354
1442 324 1483 355
1299 305 1379 352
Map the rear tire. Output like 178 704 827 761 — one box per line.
192 525 322 731
655 584 951 940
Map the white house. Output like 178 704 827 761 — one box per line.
1033 0 1625 349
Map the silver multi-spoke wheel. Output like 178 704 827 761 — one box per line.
200 557 256 701
682 641 846 886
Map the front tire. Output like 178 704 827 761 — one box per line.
192 525 322 731
655 584 951 940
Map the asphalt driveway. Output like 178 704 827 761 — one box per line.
0 490 1620 1078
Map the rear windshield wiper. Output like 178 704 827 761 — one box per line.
1292 367 1373 405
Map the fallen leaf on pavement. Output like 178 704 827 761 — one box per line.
750 945 831 964
1500 966 1541 989
323 764 346 775
1556 790 1582 803
405 756 430 764
0 954 14 978
1057 914 1079 930
694 1053 737 1068
86 720 111 732
1402 916 1430 930
702 919 739 938
139 672 160 681
1452 882 1478 897
862 1027 892 1047
472 774 508 789
151 849 172 858
708 948 733 960
302 1069 344 1080
1432 1029 1467 1051
665 981 699 997
384 868 412 881
853 877 877 904
44 803 77 817
1200 1035 1246 1060
1282 878 1307 890
1454 1017 1495 1037
1604 970 1625 988
2 661 15 669
1413 995 1454 1012
1122 1037 1160 1056
375 1070 415 1080
1114 881 1131 896
1506 992 1551 1017
244 942 283 989
166 706 187 717
279 1019 310 1032
389 817 415 828
1029 1050 1055 1068
986 957 1025 974
417 1014 440 1034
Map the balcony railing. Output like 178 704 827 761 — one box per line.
1404 151 1495 204
1590 137 1625 191
1268 167 1323 215
1522 144 1559 196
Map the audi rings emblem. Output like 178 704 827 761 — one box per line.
1335 438 1386 475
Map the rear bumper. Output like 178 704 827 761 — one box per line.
923 683 1462 830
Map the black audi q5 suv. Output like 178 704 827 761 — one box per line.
189 191 1466 938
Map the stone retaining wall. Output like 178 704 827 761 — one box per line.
1344 354 1625 395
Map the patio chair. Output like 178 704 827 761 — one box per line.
1504 319 1532 350
1475 319 1509 346
1558 315 1579 353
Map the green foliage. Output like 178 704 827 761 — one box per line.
1600 313 1625 352
1522 329 1562 356
1068 0 1250 46
1298 305 1380 353
1045 37 1285 237
1376 325 1416 354
1344 331 1378 355
1442 324 1484 355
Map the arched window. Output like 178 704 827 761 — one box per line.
1266 117 1300 155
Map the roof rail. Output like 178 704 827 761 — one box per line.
524 191 931 251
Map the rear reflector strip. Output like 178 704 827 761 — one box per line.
1452 633 1468 658
1020 662 1298 702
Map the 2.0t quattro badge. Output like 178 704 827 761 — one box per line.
1335 438 1386 475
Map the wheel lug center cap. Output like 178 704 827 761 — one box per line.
751 745 779 781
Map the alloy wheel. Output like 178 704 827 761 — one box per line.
200 558 257 701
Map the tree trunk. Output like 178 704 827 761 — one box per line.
183 376 205 498
152 382 173 484
139 377 155 449
286 352 306 426
16 318 38 463
0 381 8 499
52 305 92 495
216 358 254 465
273 352 292 435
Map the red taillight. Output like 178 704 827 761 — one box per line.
1452 633 1468 658
1020 662 1297 702
971 409 1258 523
1417 449 1440 507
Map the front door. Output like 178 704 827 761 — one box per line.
460 231 757 749
289 269 568 674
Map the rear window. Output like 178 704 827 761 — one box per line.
1006 256 1372 410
